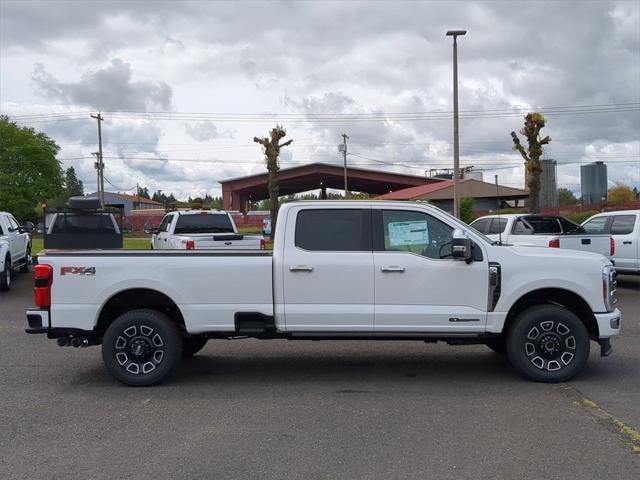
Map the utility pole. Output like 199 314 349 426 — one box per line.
90 113 105 208
339 133 349 199
446 30 466 218
136 182 140 210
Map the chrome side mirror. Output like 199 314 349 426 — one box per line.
452 229 473 263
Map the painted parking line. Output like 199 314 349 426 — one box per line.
559 384 640 456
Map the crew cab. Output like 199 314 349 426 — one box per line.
1 211 32 292
582 210 640 274
151 210 264 250
470 214 613 258
26 201 621 386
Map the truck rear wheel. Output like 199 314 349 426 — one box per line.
0 256 11 292
102 309 183 386
182 336 208 357
506 305 589 383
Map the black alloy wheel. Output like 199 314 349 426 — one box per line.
506 305 590 383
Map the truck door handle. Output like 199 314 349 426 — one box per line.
290 265 314 272
381 266 405 273
623 241 632 245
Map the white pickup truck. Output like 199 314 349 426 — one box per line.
470 214 613 258
582 210 640 275
0 211 32 292
151 210 264 250
26 201 621 386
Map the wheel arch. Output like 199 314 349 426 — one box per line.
503 288 599 339
95 288 186 338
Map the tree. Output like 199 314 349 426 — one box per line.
0 116 64 221
511 113 551 213
253 126 293 236
608 185 635 205
558 188 578 206
136 185 150 199
459 197 475 224
64 166 84 197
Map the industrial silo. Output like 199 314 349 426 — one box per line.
580 161 608 205
540 159 558 208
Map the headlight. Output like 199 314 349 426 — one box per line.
602 265 617 312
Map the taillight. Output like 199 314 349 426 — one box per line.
260 238 266 250
610 237 615 256
548 238 560 248
186 240 195 250
34 264 53 308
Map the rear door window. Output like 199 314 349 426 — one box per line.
295 209 371 251
610 215 636 235
582 216 608 234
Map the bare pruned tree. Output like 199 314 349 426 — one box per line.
511 112 551 213
253 126 293 236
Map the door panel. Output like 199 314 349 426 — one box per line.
282 208 374 332
373 209 488 332
610 215 638 271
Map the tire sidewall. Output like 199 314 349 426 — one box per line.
506 305 590 383
102 309 183 386
0 258 11 292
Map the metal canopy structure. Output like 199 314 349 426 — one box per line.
220 162 442 212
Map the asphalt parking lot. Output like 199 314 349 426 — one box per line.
1 272 638 479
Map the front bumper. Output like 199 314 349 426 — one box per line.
595 308 622 338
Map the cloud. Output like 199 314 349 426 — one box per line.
184 121 219 142
31 59 172 111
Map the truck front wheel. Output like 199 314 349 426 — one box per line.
102 309 183 386
506 305 590 383
0 256 11 292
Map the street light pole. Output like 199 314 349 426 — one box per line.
446 29 466 218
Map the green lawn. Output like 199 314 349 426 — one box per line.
31 237 151 255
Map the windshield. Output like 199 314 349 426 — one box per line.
174 213 235 234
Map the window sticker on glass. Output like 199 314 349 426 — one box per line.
388 221 429 246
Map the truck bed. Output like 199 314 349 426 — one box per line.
37 249 274 334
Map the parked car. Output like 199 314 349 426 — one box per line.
582 210 640 275
27 201 620 386
151 210 264 250
470 214 613 259
0 212 32 292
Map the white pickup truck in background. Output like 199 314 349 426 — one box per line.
151 210 264 250
27 201 621 386
582 210 640 275
0 211 32 292
470 214 613 259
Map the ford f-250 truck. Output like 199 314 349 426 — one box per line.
26 201 621 386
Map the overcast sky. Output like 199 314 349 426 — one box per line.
1 0 638 200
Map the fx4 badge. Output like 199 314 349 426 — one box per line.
61 267 96 276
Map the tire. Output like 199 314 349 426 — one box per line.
0 256 11 292
486 337 507 355
506 305 590 383
182 336 208 357
102 309 183 386
20 245 30 273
